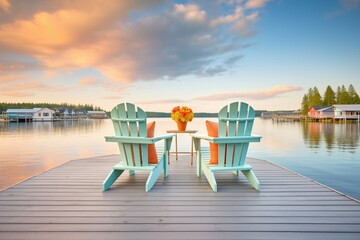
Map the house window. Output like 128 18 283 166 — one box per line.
43 113 49 117
38 113 41 116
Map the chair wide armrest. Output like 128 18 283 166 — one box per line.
213 135 262 144
191 134 215 142
105 133 175 144
151 134 176 142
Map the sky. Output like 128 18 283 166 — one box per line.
0 0 359 112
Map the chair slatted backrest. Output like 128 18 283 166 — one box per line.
218 102 255 167
110 103 149 166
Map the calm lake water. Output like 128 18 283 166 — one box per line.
0 118 359 200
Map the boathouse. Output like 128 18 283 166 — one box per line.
5 109 34 121
333 104 360 120
308 106 334 119
32 108 55 121
6 108 55 121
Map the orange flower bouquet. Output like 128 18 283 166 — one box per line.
171 106 194 131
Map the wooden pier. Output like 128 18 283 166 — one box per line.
0 155 359 240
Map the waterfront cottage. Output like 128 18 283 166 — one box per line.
33 108 55 121
333 104 360 120
63 109 76 119
308 106 334 119
6 108 55 122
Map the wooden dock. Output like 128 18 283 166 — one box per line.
0 155 359 240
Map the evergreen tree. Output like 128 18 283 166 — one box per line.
308 87 322 107
0 102 104 112
336 86 341 103
348 84 360 104
337 85 349 104
301 94 309 115
323 85 335 106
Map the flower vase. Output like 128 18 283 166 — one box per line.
176 121 187 131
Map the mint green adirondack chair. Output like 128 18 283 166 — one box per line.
103 103 175 192
192 102 262 192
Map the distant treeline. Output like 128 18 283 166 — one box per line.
146 111 263 118
301 84 360 115
0 102 103 113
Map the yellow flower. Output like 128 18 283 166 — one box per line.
171 106 194 122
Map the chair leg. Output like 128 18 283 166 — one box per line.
241 169 260 191
145 161 164 192
196 152 202 178
163 154 168 177
233 170 239 176
103 169 124 191
129 170 135 176
202 163 217 192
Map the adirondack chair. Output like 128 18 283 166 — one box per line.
103 103 175 192
192 102 262 192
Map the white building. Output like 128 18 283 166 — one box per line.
33 108 55 121
333 104 360 120
6 108 55 121
64 109 76 119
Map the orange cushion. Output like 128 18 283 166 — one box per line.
206 121 218 164
147 121 158 164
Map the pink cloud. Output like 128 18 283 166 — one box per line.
0 81 68 97
246 0 271 9
1 92 33 97
0 74 28 83
138 99 187 105
0 1 270 84
0 0 10 12
102 95 123 100
193 85 302 101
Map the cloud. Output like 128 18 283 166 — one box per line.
0 1 150 54
0 74 27 83
172 4 206 22
0 60 41 73
326 0 360 18
102 95 123 100
193 85 303 101
0 81 68 97
0 0 10 12
246 0 271 9
211 4 262 37
341 0 360 10
0 0 270 84
138 85 302 106
138 99 187 105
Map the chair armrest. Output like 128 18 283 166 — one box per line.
191 134 215 142
191 134 261 143
191 134 261 144
151 134 176 142
105 134 175 144
213 135 262 144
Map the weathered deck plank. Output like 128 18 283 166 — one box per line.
0 154 359 240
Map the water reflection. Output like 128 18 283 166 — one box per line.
302 122 359 153
0 120 107 136
1 118 359 200
0 120 117 190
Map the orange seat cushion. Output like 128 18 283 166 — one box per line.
147 121 158 164
206 121 219 164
